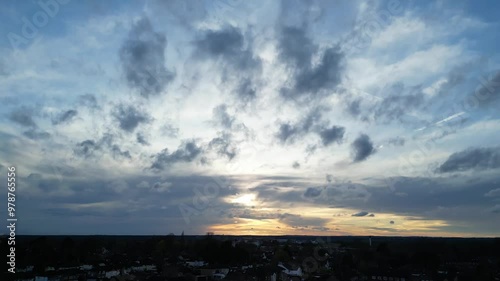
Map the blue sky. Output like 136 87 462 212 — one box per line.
1 0 500 236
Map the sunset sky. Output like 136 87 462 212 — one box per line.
1 0 500 237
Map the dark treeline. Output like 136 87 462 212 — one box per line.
2 235 500 280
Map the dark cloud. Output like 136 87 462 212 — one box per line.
474 70 500 105
351 134 376 162
120 17 174 98
387 136 405 147
9 107 37 127
235 78 257 105
74 140 99 158
23 129 50 140
212 104 234 129
301 107 324 132
277 26 344 101
319 125 345 146
278 213 330 229
437 147 500 173
346 99 361 117
278 26 316 68
303 187 322 198
194 25 261 104
74 134 131 160
344 83 426 124
276 123 299 144
52 109 77 125
291 47 343 95
195 25 260 72
113 104 150 133
136 133 150 146
111 145 132 159
375 90 424 121
292 161 300 169
276 107 328 144
151 140 203 170
209 133 237 160
352 211 369 217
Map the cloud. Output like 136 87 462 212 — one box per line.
136 133 150 146
23 129 50 140
372 84 425 122
209 133 237 160
137 180 171 193
276 107 327 144
8 107 54 139
119 17 174 98
319 125 345 146
475 70 500 106
52 109 78 125
277 26 344 101
278 213 330 229
195 25 260 73
491 205 500 214
79 94 99 109
345 99 361 117
278 26 317 68
110 145 132 159
485 188 500 198
212 104 235 129
9 107 37 127
74 140 99 158
437 147 500 173
194 25 261 105
276 123 299 144
234 78 257 105
303 187 322 198
151 181 172 192
387 136 406 147
74 134 131 160
351 134 376 162
390 220 395 224
113 104 150 133
151 0 208 29
151 140 203 170
292 161 300 169
345 84 425 124
351 211 369 217
160 123 179 138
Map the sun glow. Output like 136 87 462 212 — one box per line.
230 193 256 206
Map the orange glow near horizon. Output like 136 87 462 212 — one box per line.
205 206 494 237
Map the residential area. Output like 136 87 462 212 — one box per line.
3 234 500 281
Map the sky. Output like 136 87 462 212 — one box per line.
1 0 500 237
